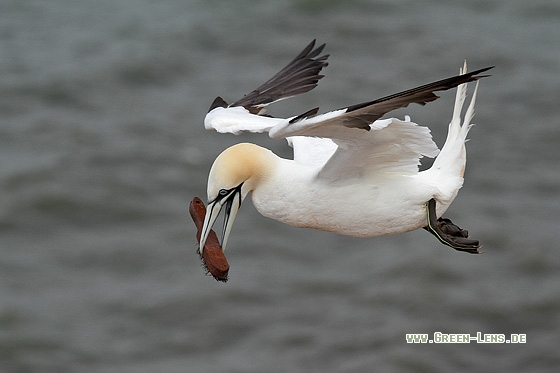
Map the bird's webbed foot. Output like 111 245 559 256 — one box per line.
423 198 482 254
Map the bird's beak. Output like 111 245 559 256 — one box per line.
199 185 243 254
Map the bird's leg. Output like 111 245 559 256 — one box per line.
423 198 482 254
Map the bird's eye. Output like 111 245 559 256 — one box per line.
219 189 229 196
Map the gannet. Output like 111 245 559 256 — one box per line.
199 40 492 255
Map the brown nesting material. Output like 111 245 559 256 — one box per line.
189 197 229 282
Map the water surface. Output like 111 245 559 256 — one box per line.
1 0 559 371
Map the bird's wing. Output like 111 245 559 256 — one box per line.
268 66 493 180
230 40 328 110
289 116 440 180
204 40 329 135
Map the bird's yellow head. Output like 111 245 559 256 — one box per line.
199 143 275 253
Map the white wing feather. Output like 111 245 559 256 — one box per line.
270 112 440 180
204 106 284 135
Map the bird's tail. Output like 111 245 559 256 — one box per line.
425 61 479 204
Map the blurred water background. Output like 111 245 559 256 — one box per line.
1 0 560 372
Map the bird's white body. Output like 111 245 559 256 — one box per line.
197 41 489 254
251 160 437 237
215 110 468 239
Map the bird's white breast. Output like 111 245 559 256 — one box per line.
250 160 441 238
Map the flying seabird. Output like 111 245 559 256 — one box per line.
199 40 492 255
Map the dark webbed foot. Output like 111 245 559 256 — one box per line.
423 198 482 254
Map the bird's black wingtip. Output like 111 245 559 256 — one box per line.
208 96 228 113
467 65 495 78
